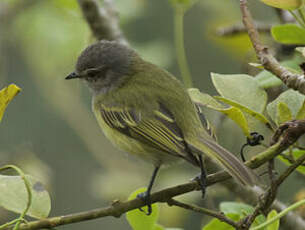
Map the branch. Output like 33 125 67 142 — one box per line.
222 180 305 230
235 120 305 229
240 0 305 95
275 150 305 187
216 23 271 36
77 0 127 45
167 199 239 228
2 139 294 230
242 152 305 229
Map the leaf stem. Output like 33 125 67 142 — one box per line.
289 10 305 27
0 165 32 230
298 7 305 28
0 219 24 230
174 5 193 88
250 199 305 230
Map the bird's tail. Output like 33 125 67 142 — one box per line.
189 137 257 187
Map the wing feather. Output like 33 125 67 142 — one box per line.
99 103 199 164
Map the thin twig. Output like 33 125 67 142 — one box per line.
239 121 305 229
275 152 305 187
77 0 127 45
216 23 272 36
222 181 305 230
240 0 305 95
167 199 239 228
280 153 305 166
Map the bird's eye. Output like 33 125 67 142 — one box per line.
87 69 99 78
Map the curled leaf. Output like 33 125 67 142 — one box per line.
0 84 21 122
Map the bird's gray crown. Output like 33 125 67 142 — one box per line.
75 40 134 76
74 40 137 95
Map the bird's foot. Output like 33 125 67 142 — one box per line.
192 174 206 198
137 191 152 215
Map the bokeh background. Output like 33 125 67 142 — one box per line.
0 0 303 229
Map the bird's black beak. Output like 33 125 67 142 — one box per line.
65 72 79 80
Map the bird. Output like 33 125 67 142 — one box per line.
65 40 257 215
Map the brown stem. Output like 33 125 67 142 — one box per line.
240 0 305 95
77 0 127 44
168 199 239 228
217 23 272 36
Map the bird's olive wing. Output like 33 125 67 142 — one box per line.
100 103 200 165
195 104 217 141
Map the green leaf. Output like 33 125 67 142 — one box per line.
219 107 250 137
267 89 305 125
267 210 279 230
52 0 79 10
255 57 302 89
188 89 224 108
154 224 165 230
188 89 250 136
260 0 304 10
278 149 305 175
220 202 266 227
126 188 159 230
202 213 240 230
255 72 282 89
296 100 305 119
220 202 254 215
0 84 21 122
277 102 293 124
271 24 305 45
211 73 267 113
214 96 272 130
0 175 51 218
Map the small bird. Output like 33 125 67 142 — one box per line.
66 40 257 214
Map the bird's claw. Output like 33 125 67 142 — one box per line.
137 191 152 215
193 174 206 198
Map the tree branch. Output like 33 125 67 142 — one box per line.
77 0 127 45
241 152 305 229
240 0 305 95
3 138 296 230
216 23 271 36
222 180 305 230
167 198 239 228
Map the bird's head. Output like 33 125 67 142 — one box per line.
66 40 136 94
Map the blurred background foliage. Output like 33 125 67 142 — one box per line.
0 0 303 229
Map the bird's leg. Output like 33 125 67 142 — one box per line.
137 166 160 215
193 155 207 198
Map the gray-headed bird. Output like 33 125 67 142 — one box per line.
66 40 257 214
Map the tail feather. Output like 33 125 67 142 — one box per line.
188 137 257 187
